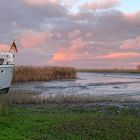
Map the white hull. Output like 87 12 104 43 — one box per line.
0 42 17 93
0 65 14 91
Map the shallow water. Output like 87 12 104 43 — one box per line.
11 72 140 98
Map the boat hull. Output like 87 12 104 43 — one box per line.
0 87 9 93
0 65 14 93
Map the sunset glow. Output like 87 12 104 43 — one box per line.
0 44 10 52
0 0 140 68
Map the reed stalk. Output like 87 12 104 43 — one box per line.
12 66 76 82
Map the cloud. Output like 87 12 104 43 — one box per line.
0 0 67 37
0 44 10 52
124 11 140 24
51 37 87 62
0 0 140 68
70 10 140 42
17 30 53 48
23 0 60 6
80 0 120 11
52 53 66 61
120 36 140 49
68 29 81 39
61 0 76 7
50 31 140 65
98 52 140 59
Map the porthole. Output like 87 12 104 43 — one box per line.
1 70 4 74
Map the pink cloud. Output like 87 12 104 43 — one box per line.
51 37 87 62
98 52 140 59
129 62 140 66
52 52 78 62
18 30 52 48
124 11 140 23
52 53 67 61
62 0 75 7
68 30 81 39
120 36 140 49
0 44 10 52
80 0 120 10
23 0 59 6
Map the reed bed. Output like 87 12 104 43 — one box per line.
12 66 76 82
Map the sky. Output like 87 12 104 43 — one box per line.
0 0 140 69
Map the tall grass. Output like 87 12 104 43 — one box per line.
0 93 139 116
12 66 76 82
0 95 9 116
5 93 139 105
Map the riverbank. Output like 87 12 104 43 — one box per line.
0 98 140 140
77 68 140 74
5 69 140 139
12 66 76 82
0 93 140 140
4 92 140 104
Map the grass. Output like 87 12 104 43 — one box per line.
0 100 139 140
0 96 9 116
2 66 139 139
0 93 140 139
12 66 76 82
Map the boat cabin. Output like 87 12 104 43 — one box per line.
0 52 14 65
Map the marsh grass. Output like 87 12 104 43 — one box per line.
0 92 138 115
0 98 139 140
12 66 76 82
4 93 139 105
0 93 140 139
0 95 9 116
48 113 140 140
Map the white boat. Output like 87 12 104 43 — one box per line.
0 41 18 93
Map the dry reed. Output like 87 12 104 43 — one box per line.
5 93 139 105
12 66 76 82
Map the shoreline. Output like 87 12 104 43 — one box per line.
12 102 140 110
4 92 140 107
77 69 140 74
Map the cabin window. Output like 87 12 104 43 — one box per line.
0 58 4 65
